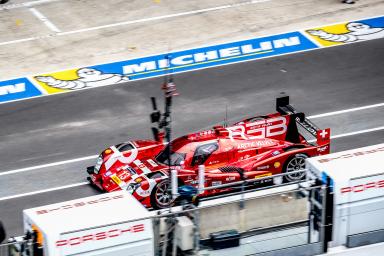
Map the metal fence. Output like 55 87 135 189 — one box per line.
0 172 328 256
0 238 34 256
151 174 327 256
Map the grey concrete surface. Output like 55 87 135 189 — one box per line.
0 0 383 78
199 192 307 238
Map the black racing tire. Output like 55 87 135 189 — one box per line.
150 179 174 209
0 0 9 4
282 151 308 183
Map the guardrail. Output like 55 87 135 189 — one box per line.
0 238 34 256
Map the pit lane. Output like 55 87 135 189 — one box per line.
0 37 383 237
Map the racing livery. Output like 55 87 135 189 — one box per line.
87 96 330 209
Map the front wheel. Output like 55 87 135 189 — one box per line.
283 153 308 182
150 179 174 209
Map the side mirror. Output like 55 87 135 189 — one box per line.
0 221 6 243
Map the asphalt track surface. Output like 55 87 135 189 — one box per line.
1 38 384 237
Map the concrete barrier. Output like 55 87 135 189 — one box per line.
196 185 308 238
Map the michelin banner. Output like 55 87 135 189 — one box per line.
0 15 383 104
0 78 43 103
32 31 317 94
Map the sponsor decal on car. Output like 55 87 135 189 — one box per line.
212 181 222 186
273 162 281 168
237 140 276 149
226 176 236 181
255 172 272 179
257 165 270 170
147 159 159 167
228 116 288 141
317 145 329 153
133 159 152 174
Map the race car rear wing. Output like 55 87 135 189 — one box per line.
276 96 330 148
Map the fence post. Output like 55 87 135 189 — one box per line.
198 165 205 195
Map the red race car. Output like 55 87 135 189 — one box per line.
87 96 330 209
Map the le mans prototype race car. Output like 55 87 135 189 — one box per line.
87 96 330 209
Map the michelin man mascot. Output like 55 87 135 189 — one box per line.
36 68 129 90
308 22 384 43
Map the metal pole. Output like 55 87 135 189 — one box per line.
194 205 200 255
161 220 169 256
172 218 178 256
307 188 313 244
153 213 161 256
320 185 327 252
171 168 178 200
198 165 205 195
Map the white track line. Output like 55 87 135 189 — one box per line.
0 126 383 201
0 0 269 46
0 155 97 177
0 182 88 202
29 7 61 33
331 126 384 139
0 0 60 10
308 102 384 119
59 0 269 36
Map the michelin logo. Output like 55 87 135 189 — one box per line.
123 36 301 74
36 68 129 90
308 22 384 43
0 83 25 95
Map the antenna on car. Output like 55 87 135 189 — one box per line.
224 105 228 127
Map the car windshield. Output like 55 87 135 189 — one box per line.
191 143 218 166
156 144 186 166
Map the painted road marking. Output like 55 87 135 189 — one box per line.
0 0 270 46
0 0 61 11
59 0 270 36
0 125 383 201
0 182 88 202
307 102 384 119
0 101 383 177
0 155 97 177
29 7 61 33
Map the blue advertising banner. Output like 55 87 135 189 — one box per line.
0 78 42 103
95 31 319 80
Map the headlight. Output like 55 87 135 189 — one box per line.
94 156 103 174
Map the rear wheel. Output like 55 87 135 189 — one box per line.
150 179 174 209
283 153 308 182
